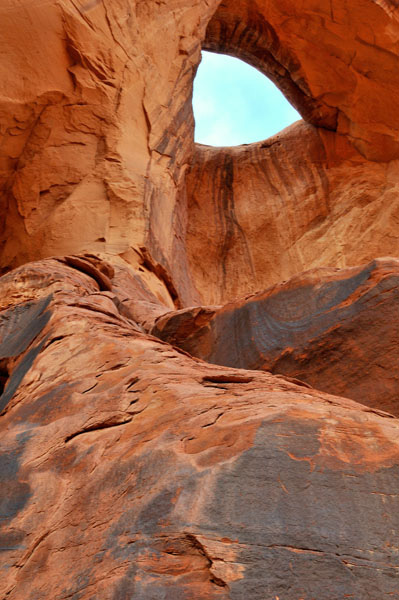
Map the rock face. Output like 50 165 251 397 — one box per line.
185 124 399 304
183 0 399 304
2 0 399 305
153 258 399 416
2 0 399 598
2 258 399 600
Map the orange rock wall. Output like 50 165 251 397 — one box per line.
0 0 218 304
2 0 399 306
2 1 399 598
186 124 399 304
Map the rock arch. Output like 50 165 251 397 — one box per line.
204 1 337 130
203 0 399 160
184 0 399 304
2 2 399 598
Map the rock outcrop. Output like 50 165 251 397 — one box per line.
186 124 399 304
2 0 399 598
2 0 399 305
153 257 399 416
3 258 399 600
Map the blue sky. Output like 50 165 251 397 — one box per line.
193 51 301 146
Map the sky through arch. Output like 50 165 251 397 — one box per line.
193 51 301 147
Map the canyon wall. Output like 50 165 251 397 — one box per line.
2 0 399 598
2 0 399 304
186 124 399 303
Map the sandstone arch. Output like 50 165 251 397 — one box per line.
2 2 399 599
186 1 399 305
204 0 399 160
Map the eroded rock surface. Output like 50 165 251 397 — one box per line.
153 258 399 416
186 124 399 304
2 0 399 304
2 0 399 598
2 258 399 600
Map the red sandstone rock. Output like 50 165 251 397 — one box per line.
153 258 399 416
185 124 399 304
1 0 399 305
2 0 399 598
2 258 399 600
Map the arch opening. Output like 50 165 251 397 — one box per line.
193 51 301 147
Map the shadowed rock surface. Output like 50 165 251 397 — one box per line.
153 258 399 416
2 0 399 598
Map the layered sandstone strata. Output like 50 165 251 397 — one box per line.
2 0 399 598
186 125 399 304
1 0 399 304
153 257 399 416
2 257 399 600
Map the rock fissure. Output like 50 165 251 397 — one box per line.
185 533 229 588
56 256 113 292
201 411 224 427
64 416 133 443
